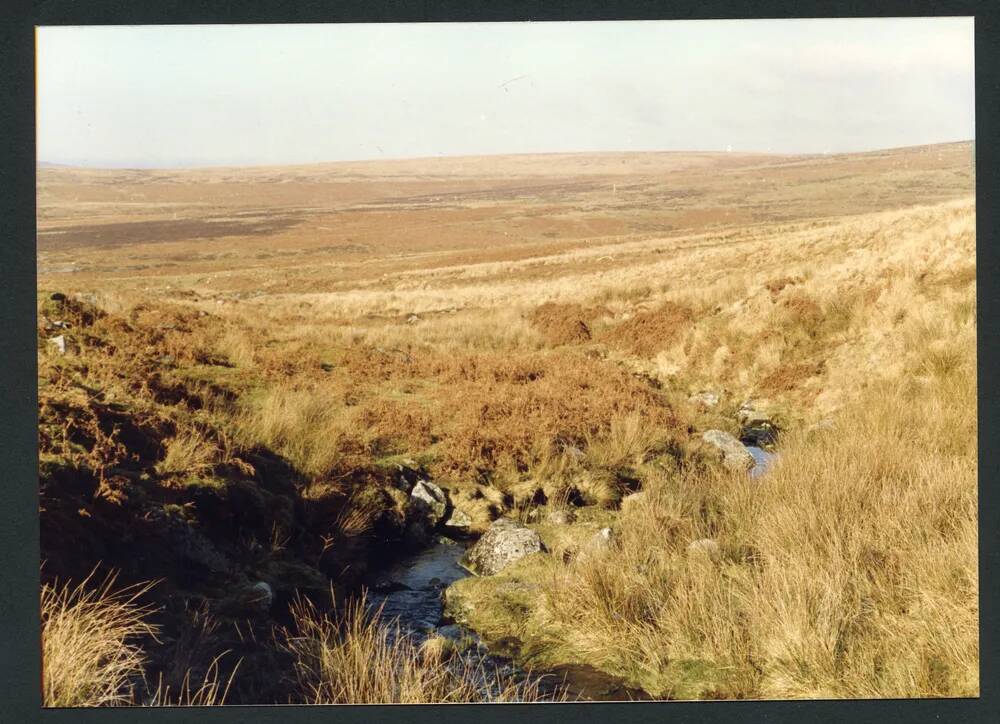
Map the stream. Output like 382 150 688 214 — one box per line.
746 445 777 478
363 442 776 701
364 537 652 701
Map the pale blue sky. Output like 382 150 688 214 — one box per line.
36 18 975 168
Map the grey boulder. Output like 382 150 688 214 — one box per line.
461 518 544 575
702 430 755 471
408 480 448 526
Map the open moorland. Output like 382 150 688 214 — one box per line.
37 142 977 704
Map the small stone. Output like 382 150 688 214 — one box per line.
702 430 755 471
248 581 274 611
689 391 720 408
546 509 576 525
406 314 421 324
687 538 722 564
443 508 473 532
575 527 615 563
48 335 67 355
593 527 614 547
621 491 646 510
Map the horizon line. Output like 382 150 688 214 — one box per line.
37 138 975 173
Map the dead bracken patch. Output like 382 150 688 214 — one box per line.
528 302 609 346
760 360 826 393
764 275 804 297
433 350 686 476
601 301 695 357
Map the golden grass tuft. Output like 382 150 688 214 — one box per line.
41 569 159 707
281 594 559 703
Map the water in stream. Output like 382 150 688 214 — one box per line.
364 537 651 701
362 443 777 701
747 445 777 478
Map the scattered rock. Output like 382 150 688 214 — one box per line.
406 314 421 324
620 491 646 510
248 581 274 611
687 538 722 565
408 480 448 527
48 335 67 355
737 401 780 446
443 508 473 533
689 391 720 408
702 430 755 471
216 580 273 617
589 527 615 550
391 459 422 490
736 400 759 424
461 518 544 575
42 318 71 331
573 527 615 564
546 509 576 525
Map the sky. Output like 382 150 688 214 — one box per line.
36 18 975 168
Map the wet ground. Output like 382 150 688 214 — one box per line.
364 537 652 701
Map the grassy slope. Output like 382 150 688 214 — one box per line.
37 145 976 702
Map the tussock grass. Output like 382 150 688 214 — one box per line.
529 347 977 698
236 385 352 478
42 569 243 708
156 429 220 476
583 412 671 470
41 569 158 707
281 594 559 703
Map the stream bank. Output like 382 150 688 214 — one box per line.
363 536 652 701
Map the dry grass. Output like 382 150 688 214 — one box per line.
467 286 978 698
281 594 559 703
155 429 221 476
147 654 240 706
235 384 353 478
36 145 976 703
41 569 158 707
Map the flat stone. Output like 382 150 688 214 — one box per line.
621 491 645 508
443 508 473 532
689 391 720 408
702 430 755 471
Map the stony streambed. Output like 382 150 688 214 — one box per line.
359 400 782 701
363 537 651 701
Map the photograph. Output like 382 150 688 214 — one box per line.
34 17 977 706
